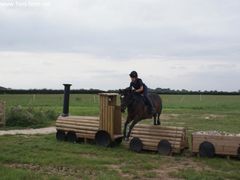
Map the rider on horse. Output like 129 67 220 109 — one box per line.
129 71 156 115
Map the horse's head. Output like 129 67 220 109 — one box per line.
119 87 133 113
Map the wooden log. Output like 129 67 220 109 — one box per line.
114 106 122 135
58 116 99 121
132 127 184 134
134 124 185 131
56 115 100 142
56 124 99 131
130 133 182 142
131 130 184 138
130 137 181 146
56 121 99 127
56 127 98 135
129 124 187 153
143 141 181 149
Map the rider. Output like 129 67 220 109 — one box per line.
129 71 156 115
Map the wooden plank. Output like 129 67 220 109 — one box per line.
56 123 99 131
192 134 240 141
76 133 95 139
134 124 185 131
130 134 182 142
58 116 99 121
141 141 181 149
132 137 181 146
56 127 98 135
56 123 98 129
192 143 239 155
192 139 240 147
108 106 113 138
132 128 185 135
56 120 99 126
114 106 122 135
56 118 99 122
131 130 184 138
114 134 123 139
132 126 184 133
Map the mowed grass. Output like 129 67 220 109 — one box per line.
0 94 240 179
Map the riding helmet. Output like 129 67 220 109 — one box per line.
129 71 138 78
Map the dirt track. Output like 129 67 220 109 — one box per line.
0 127 56 136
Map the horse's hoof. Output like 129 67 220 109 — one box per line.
157 121 161 125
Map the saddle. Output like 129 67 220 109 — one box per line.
133 93 149 107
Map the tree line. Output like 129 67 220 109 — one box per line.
0 87 239 95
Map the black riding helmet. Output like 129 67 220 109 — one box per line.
129 71 138 78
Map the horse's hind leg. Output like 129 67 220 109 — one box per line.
157 113 161 125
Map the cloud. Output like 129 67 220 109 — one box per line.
0 0 240 59
0 51 239 91
0 1 240 91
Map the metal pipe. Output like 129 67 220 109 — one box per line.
62 84 72 117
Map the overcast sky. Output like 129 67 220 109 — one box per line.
0 0 240 91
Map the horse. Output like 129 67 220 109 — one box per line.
119 87 162 140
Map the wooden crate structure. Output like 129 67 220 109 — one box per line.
56 93 122 146
0 101 6 127
129 124 188 154
192 131 240 158
99 93 122 139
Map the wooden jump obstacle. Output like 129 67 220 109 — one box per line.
129 124 188 155
56 89 122 147
96 93 122 146
192 131 240 158
0 101 6 127
56 116 99 143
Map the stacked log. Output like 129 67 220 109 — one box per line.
130 124 188 154
192 131 240 157
0 101 5 127
56 116 99 141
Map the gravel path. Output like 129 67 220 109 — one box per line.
0 127 56 136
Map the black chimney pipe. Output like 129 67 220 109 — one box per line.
62 84 72 117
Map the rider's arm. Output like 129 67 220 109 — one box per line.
135 86 144 93
135 79 144 93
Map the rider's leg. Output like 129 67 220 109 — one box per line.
144 91 156 114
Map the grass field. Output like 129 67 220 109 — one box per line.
0 94 240 179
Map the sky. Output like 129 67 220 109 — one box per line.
0 0 240 91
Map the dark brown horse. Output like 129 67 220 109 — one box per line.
119 87 162 140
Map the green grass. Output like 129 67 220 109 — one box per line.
0 135 166 179
0 94 240 179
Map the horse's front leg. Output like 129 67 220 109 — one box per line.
153 114 157 125
123 116 131 140
126 116 140 140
